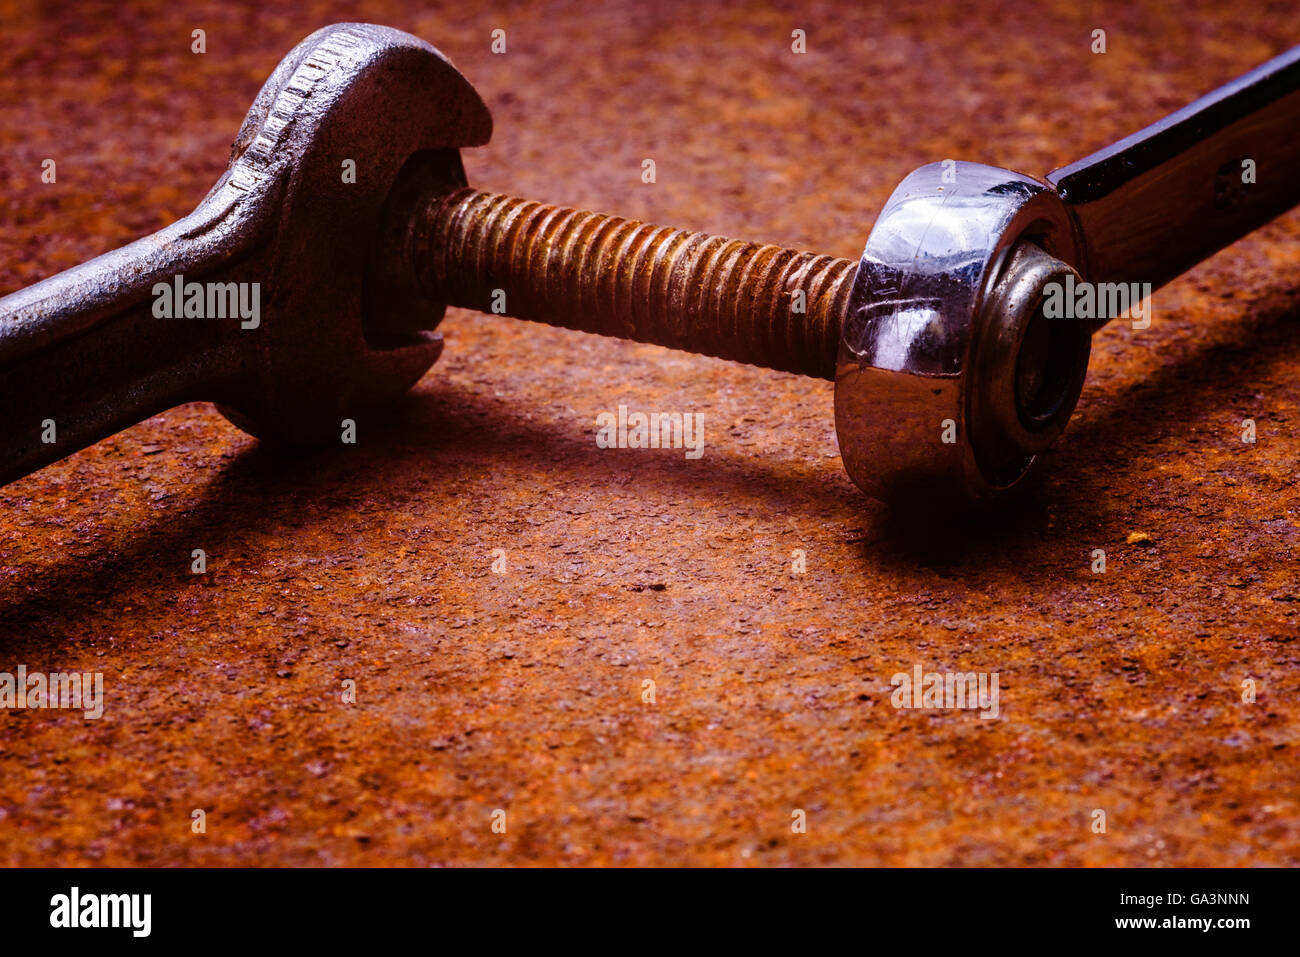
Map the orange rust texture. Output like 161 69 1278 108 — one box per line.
2 0 1299 866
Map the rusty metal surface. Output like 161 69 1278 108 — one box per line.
2 0 1299 866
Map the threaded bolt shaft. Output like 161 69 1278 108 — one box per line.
407 187 857 380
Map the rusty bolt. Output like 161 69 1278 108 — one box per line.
403 187 857 380
384 182 1088 504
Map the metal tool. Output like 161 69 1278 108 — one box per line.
3 24 1298 505
0 25 489 487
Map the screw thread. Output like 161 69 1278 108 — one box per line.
410 188 855 379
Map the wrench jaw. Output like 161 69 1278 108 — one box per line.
208 23 492 447
833 162 1088 508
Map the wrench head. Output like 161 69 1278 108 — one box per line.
210 23 492 445
833 162 1090 507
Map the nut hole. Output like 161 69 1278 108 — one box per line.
1014 297 1078 431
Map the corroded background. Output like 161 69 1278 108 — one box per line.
1 0 1298 866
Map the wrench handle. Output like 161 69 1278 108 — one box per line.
1047 44 1300 292
0 220 241 486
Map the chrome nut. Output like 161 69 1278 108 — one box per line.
834 161 1088 505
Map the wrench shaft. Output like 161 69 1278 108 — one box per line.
1048 45 1300 292
0 215 242 485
